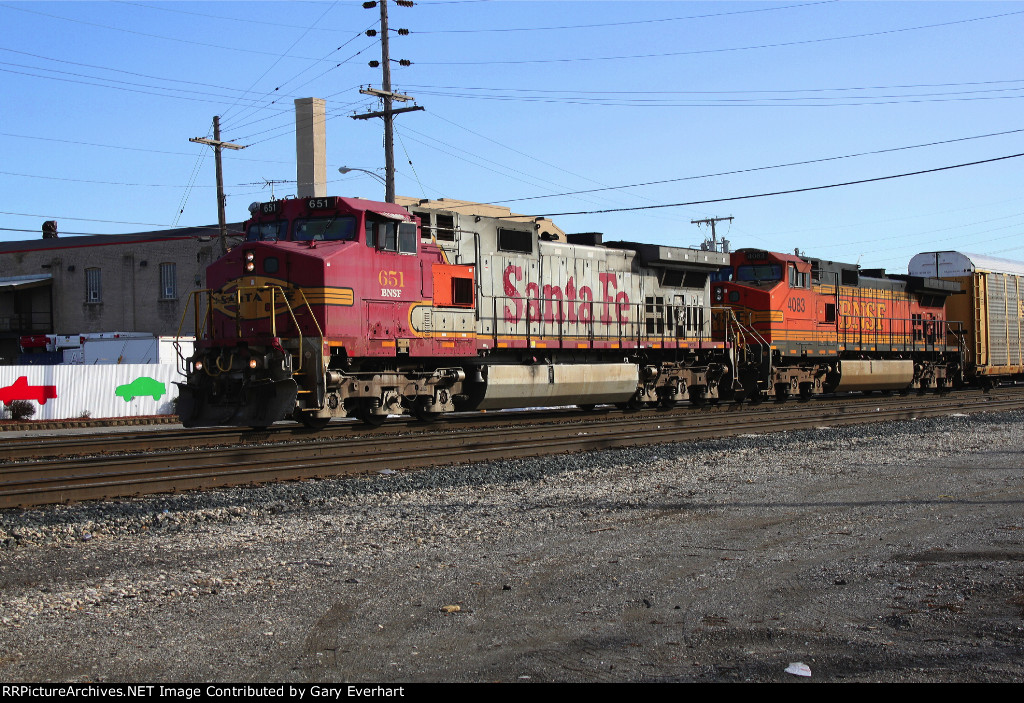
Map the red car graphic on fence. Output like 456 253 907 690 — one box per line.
0 376 58 406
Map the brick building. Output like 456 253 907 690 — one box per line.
0 224 240 362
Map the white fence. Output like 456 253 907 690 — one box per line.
0 364 185 420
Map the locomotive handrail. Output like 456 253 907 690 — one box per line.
174 284 323 375
836 313 952 353
481 294 715 351
174 288 215 377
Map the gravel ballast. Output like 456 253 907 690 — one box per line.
1 410 1022 682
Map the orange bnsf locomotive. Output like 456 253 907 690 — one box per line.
712 249 964 401
176 196 732 428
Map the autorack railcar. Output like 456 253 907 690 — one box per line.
909 251 1024 384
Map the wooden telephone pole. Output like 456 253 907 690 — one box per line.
352 0 422 203
190 115 246 254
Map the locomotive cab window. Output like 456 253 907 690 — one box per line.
366 220 416 254
398 222 417 254
788 265 809 289
711 266 734 282
365 220 395 250
736 264 782 284
246 221 286 241
293 216 356 242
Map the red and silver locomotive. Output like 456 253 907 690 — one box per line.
177 196 732 427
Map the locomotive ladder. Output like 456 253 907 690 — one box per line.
714 307 771 391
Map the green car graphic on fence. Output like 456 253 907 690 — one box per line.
115 377 167 402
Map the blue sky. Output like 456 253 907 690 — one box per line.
1 0 1022 272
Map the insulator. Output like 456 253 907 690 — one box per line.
365 29 377 37
398 59 411 66
369 60 380 68
362 1 377 8
396 0 414 6
397 28 409 35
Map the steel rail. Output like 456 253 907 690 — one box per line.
2 392 1022 509
1 387 1017 462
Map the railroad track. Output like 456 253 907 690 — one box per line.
1 389 1021 509
3 387 1016 461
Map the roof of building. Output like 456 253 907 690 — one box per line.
0 223 243 255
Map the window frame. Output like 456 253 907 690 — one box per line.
159 262 177 301
85 267 102 303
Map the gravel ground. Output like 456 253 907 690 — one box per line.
1 410 1022 683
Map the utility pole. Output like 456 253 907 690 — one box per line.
352 0 422 203
190 116 246 254
692 216 734 254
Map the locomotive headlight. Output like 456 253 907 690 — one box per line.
714 287 723 302
194 360 204 371
245 261 255 272
249 358 258 369
245 251 255 261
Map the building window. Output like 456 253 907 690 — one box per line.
160 263 177 300
85 268 102 303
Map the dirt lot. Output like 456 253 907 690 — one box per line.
1 410 1022 682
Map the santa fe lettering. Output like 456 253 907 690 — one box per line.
502 264 626 325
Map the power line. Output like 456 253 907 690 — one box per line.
486 127 1024 205
0 131 297 165
411 0 836 33
538 153 1024 217
419 8 1024 65
0 3 358 63
406 77 1024 98
410 87 1024 108
220 1 343 125
114 1 366 33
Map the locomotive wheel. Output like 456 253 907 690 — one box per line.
411 398 442 423
355 404 387 427
297 414 331 430
615 395 644 412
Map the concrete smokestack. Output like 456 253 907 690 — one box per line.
295 98 327 198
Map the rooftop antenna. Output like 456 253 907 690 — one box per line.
261 179 289 200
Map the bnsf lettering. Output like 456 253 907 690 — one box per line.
839 301 889 331
502 264 627 324
380 288 403 298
